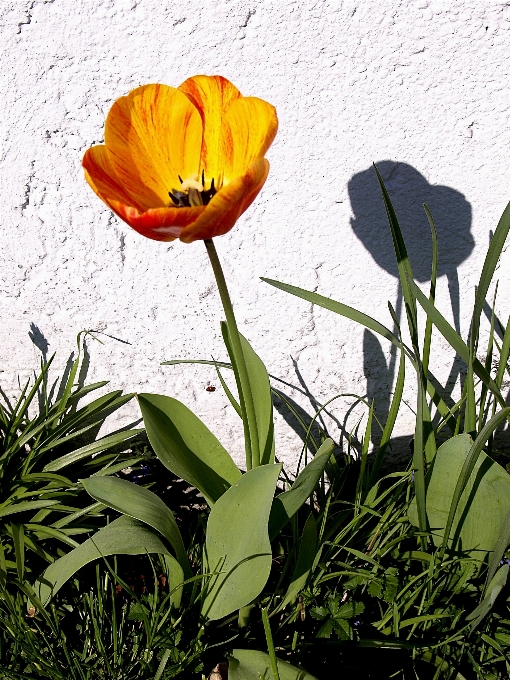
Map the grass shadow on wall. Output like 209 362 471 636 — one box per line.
349 161 474 437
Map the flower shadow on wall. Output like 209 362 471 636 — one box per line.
348 162 474 441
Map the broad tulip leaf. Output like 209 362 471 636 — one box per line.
35 515 178 606
221 322 275 466
81 475 190 576
279 513 317 611
229 649 317 680
409 433 510 555
269 439 334 540
202 464 281 621
137 393 241 504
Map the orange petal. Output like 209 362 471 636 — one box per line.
83 145 145 212
179 158 269 243
104 84 202 209
178 75 242 183
221 97 278 183
83 145 204 242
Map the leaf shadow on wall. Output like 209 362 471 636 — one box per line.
348 161 474 443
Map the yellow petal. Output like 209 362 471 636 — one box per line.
220 97 278 183
178 75 242 182
104 84 202 209
179 158 269 243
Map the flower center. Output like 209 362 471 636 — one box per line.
168 170 217 207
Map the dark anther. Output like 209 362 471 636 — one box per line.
169 174 218 208
201 177 217 204
168 190 191 207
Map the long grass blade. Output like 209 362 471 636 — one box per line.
367 346 405 488
496 314 510 390
408 276 506 408
421 205 438 379
470 200 510 356
485 510 510 588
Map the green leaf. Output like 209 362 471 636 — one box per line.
466 564 509 631
201 464 281 621
0 500 60 518
224 324 275 466
496 315 510 390
418 651 467 680
440 411 510 554
278 513 317 610
269 439 334 540
335 600 365 620
162 553 185 610
81 475 190 576
12 523 25 581
261 278 453 424
35 515 175 606
471 200 510 355
409 432 510 555
373 164 417 328
398 613 451 628
42 429 143 472
37 391 134 452
137 393 241 504
485 510 510 587
229 650 317 680
421 204 438 377
262 279 400 347
368 345 405 487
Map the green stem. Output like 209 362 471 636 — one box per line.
262 607 281 680
204 238 260 469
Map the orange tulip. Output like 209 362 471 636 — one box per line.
82 76 277 243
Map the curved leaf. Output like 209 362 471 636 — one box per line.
229 650 317 680
409 433 510 555
81 475 190 576
278 513 317 611
138 393 241 504
467 564 509 632
221 322 275 466
35 515 177 605
269 439 334 540
202 464 281 621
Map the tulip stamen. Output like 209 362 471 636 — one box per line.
168 173 217 208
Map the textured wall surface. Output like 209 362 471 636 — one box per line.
2 0 510 468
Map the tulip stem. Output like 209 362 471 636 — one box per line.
204 238 260 470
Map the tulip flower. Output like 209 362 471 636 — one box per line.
82 75 277 243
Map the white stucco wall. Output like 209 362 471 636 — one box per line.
2 0 510 469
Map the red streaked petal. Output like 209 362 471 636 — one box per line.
179 158 269 243
178 75 242 182
112 202 205 242
83 145 145 211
